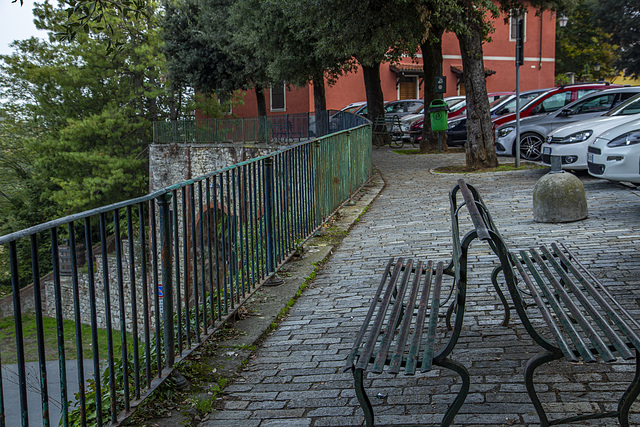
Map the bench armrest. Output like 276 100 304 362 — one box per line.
457 179 491 241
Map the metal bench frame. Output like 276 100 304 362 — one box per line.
372 116 404 148
343 182 491 426
456 179 640 427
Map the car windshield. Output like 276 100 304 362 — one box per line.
445 98 464 107
519 89 555 112
343 104 365 114
450 100 466 112
489 96 511 108
607 93 640 116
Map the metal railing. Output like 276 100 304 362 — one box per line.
153 110 369 144
0 122 372 426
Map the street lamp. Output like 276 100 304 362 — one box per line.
558 14 569 27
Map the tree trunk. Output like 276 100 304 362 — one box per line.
420 26 448 153
361 61 387 146
313 74 327 136
456 5 498 170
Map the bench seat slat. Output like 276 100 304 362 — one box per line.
421 262 444 372
530 248 616 362
520 251 597 362
403 262 434 374
540 245 632 361
519 250 596 362
555 244 640 357
344 258 395 372
372 259 415 373
390 261 430 374
512 253 580 362
355 259 404 372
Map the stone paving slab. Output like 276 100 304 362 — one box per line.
201 149 640 426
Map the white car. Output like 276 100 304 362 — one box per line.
587 118 640 184
540 93 640 170
496 87 640 161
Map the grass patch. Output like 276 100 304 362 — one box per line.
0 314 130 364
434 162 545 174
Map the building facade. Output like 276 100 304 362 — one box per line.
233 7 558 117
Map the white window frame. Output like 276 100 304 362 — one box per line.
270 83 286 112
509 11 527 42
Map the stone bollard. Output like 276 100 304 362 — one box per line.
533 163 587 223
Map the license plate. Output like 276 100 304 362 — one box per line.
587 153 594 163
542 146 551 155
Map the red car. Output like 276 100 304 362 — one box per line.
492 82 621 129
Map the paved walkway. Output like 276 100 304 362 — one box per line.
203 149 640 426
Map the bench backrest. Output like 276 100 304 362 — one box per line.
452 179 640 362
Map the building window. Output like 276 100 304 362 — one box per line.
270 83 286 111
218 94 232 115
509 11 526 41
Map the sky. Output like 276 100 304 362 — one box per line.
0 0 49 56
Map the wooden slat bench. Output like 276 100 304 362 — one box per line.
343 180 493 426
455 179 640 426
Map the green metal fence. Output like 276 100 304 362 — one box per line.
0 120 372 426
153 111 369 144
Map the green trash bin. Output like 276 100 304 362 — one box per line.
428 99 449 131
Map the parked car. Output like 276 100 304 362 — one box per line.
340 101 367 114
587 117 640 184
445 89 546 147
492 83 620 130
384 99 424 118
540 93 640 170
444 96 465 108
487 91 515 103
496 86 640 161
399 97 468 142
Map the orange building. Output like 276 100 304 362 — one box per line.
233 7 559 117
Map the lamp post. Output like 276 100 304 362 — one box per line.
515 16 524 167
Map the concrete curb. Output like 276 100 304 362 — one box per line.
134 171 385 426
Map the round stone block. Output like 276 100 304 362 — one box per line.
533 172 588 223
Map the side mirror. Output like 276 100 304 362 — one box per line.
558 108 572 117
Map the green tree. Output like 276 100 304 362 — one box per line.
587 0 639 77
0 0 186 216
555 1 618 82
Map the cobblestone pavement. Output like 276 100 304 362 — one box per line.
202 148 640 427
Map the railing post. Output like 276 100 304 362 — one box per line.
158 193 175 369
264 157 275 274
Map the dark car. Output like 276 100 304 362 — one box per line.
444 88 548 146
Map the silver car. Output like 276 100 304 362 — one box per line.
495 86 640 160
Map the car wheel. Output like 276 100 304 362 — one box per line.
519 133 544 161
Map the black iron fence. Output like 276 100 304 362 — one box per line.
0 122 372 426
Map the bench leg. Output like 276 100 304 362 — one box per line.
436 358 470 427
524 350 563 427
353 368 374 427
618 349 640 427
491 266 511 327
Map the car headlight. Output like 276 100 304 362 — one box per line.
606 130 640 147
497 126 514 138
555 130 593 144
